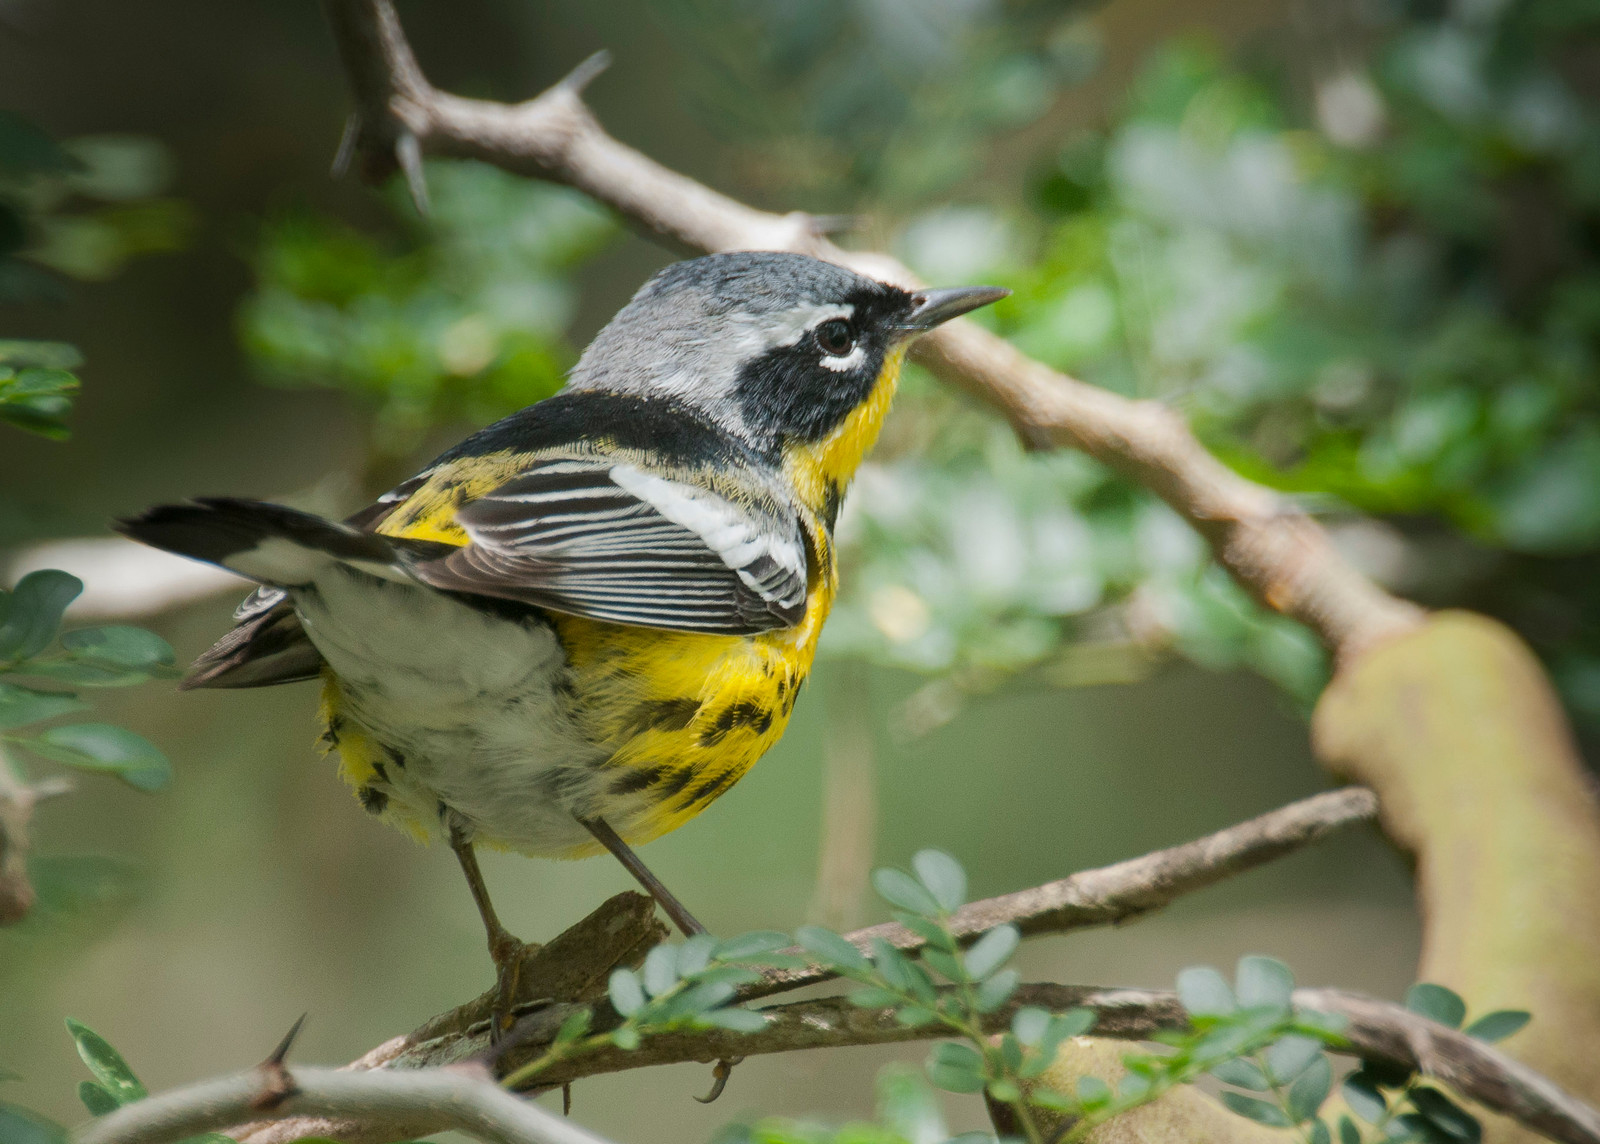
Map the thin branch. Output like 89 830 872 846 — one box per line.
749 786 1379 999
318 0 1425 662
78 1063 613 1144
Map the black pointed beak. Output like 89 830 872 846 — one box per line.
901 285 1010 334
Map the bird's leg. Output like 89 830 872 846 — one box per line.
449 824 529 1040
578 815 707 937
578 816 744 1099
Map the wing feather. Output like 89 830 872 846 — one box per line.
407 458 809 634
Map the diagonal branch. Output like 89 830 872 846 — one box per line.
742 785 1379 1000
319 0 1425 663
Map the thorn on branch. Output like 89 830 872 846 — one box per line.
251 1014 307 1111
692 1056 741 1104
561 1084 572 1117
394 131 430 215
331 112 362 179
265 1013 308 1067
559 50 612 96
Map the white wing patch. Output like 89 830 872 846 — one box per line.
608 464 807 608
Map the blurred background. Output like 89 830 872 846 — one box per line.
2 0 1594 1138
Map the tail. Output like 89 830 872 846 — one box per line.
114 497 408 586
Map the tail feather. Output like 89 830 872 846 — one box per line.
115 497 401 585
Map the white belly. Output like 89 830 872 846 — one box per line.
292 567 608 855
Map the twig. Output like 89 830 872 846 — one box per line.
318 0 1425 663
77 1063 614 1144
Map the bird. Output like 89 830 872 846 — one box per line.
116 250 1006 1031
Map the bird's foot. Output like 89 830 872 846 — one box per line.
488 928 532 1043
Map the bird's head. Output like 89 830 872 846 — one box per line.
566 251 1007 458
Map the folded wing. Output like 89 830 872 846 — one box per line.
408 458 810 635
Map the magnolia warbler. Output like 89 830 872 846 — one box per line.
118 251 1005 1026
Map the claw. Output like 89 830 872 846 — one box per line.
693 1056 742 1104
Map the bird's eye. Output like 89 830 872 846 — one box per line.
815 318 855 356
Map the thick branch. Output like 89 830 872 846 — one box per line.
319 0 1424 661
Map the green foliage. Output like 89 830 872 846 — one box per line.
651 0 1100 209
240 160 615 456
56 1020 230 1144
497 932 780 1089
0 571 175 794
1 113 190 440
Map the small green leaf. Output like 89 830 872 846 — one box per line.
1339 1114 1361 1144
695 1008 768 1033
1410 1088 1481 1141
793 925 869 973
922 948 963 982
642 943 678 998
607 968 645 1017
1076 1075 1111 1109
676 934 717 977
1309 1118 1331 1144
911 849 966 912
1220 1092 1292 1127
1117 1072 1151 1101
1029 1087 1076 1112
872 867 942 917
1342 1074 1387 1123
895 1005 937 1027
849 986 903 1008
1011 1007 1050 1047
1266 1034 1324 1083
610 1025 640 1051
1463 1010 1530 1043
999 1032 1023 1073
19 724 170 791
974 968 1020 1013
895 913 957 951
0 341 84 370
712 931 791 961
0 682 85 730
986 1079 1020 1104
0 1103 67 1144
10 662 148 688
0 571 83 662
1405 984 1466 1029
926 1042 985 1093
77 1081 119 1116
554 1009 592 1044
64 1019 145 1104
60 627 175 670
870 938 913 991
1049 1008 1096 1040
0 368 79 438
1286 1055 1332 1123
964 924 1020 980
1235 956 1294 1010
1176 966 1236 1017
1211 1058 1270 1090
